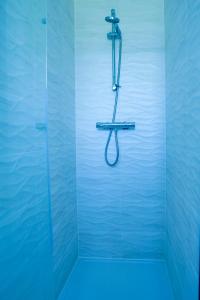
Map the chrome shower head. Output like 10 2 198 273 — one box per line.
105 9 120 24
105 16 120 24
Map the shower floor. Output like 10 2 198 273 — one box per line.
59 258 174 300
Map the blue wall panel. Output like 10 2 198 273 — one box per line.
75 0 166 259
165 1 200 299
0 0 77 299
47 0 78 297
0 1 54 299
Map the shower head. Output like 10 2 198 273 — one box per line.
105 9 121 40
105 16 120 24
105 9 120 24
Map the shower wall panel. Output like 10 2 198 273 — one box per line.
75 0 166 258
0 1 54 299
47 0 77 297
165 1 200 299
0 0 77 298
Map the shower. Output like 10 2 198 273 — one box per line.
96 9 135 167
2 0 197 299
104 8 122 167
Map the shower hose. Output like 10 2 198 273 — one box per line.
105 36 122 167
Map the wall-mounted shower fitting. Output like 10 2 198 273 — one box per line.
96 9 135 167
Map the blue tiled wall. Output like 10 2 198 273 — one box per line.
0 1 54 299
47 0 78 297
165 1 200 299
75 0 166 258
2 0 199 299
0 0 77 299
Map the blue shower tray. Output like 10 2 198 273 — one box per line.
96 122 135 130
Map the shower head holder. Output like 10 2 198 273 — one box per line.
107 32 121 40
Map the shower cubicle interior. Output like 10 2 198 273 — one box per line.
0 0 199 300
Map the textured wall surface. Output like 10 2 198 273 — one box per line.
0 0 77 299
165 1 200 299
47 0 78 297
75 0 166 258
0 1 54 299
